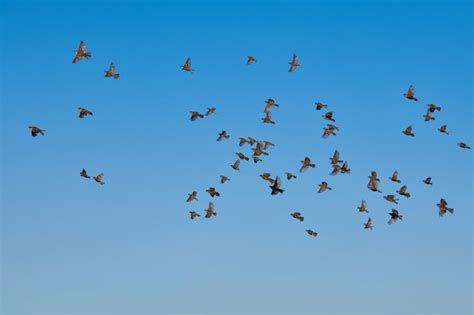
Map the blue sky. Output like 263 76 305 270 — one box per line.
1 0 472 314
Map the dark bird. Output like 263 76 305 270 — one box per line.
189 211 200 220
364 217 373 230
260 173 274 183
290 212 304 222
262 111 275 124
220 175 230 184
318 181 332 193
28 126 45 137
396 185 411 198
246 56 257 65
427 103 441 113
403 85 418 101
269 176 284 195
457 142 471 149
189 111 204 121
358 200 368 213
205 107 216 116
299 157 316 172
238 137 248 146
181 57 194 72
322 124 339 138
388 209 403 224
236 152 250 161
104 63 120 79
438 125 449 135
204 202 217 218
93 173 105 185
423 177 433 185
330 150 342 165
340 161 351 174
230 159 241 171
305 229 318 237
80 168 90 179
384 194 399 204
330 164 341 176
288 54 301 72
315 102 328 110
322 111 335 122
285 172 297 180
262 140 275 150
402 126 415 137
72 41 91 63
253 156 263 163
186 191 198 202
247 137 258 146
264 98 279 113
78 107 93 118
437 198 454 217
423 109 435 122
206 187 220 198
389 170 401 183
217 130 230 141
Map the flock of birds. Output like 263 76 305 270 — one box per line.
27 41 471 238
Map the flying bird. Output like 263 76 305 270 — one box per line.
269 176 284 195
186 191 198 202
290 212 304 222
104 63 120 79
367 171 382 192
427 104 441 113
80 168 91 179
246 56 257 65
189 111 204 121
72 41 91 63
220 175 230 184
318 181 332 193
181 57 194 72
288 54 301 72
238 137 248 146
285 172 297 180
252 141 269 156
330 164 342 176
322 124 339 138
204 202 217 218
299 157 315 172
247 137 258 146
315 102 328 110
28 126 45 137
189 211 200 220
437 198 454 217
230 159 241 171
403 85 418 101
330 150 342 165
457 142 471 149
93 173 105 185
340 161 351 174
389 171 401 183
260 173 274 183
236 152 250 161
305 229 318 237
217 130 230 141
423 109 435 121
364 217 373 230
322 111 335 122
253 156 263 163
262 140 275 150
396 185 411 198
205 107 216 116
262 111 275 124
438 125 449 135
264 98 279 113
384 194 399 204
206 187 220 198
402 126 415 137
422 177 433 185
388 209 403 224
78 107 93 118
358 200 368 213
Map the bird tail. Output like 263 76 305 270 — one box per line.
447 208 454 214
413 97 418 101
310 164 315 168
113 74 120 79
84 53 92 59
299 217 304 222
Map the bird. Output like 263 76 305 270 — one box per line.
438 125 449 135
340 161 351 174
72 40 91 63
318 181 332 193
389 171 401 183
403 85 418 101
290 212 304 222
204 202 217 218
388 209 403 224
322 111 335 122
78 107 93 118
437 198 454 217
358 200 368 213
93 173 105 185
252 141 269 156
305 229 318 237
285 172 297 180
28 126 45 137
247 137 258 146
427 103 441 113
396 185 411 198
186 191 198 202
189 211 200 220
423 177 433 185
181 57 193 72
189 111 204 121
299 157 316 172
288 54 301 72
217 130 230 141
206 187 220 198
104 63 120 79
269 176 284 195
260 173 274 183
264 98 279 113
457 142 471 149
262 140 275 150
364 217 373 230
367 171 382 193
423 109 435 121
236 152 250 161
315 102 328 110
80 168 90 179
220 175 230 184
253 156 263 163
402 126 415 137
262 111 275 124
238 137 248 146
384 194 399 204
230 159 241 171
330 164 342 176
205 107 216 116
330 150 342 165
322 124 339 138
246 56 257 65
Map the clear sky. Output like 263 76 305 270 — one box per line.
1 0 472 314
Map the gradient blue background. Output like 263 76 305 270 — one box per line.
1 0 472 314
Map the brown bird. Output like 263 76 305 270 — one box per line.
220 175 230 184
322 111 335 122
181 57 194 72
403 85 418 101
252 141 269 156
402 126 415 137
438 125 449 135
260 173 274 183
299 157 315 173
230 159 241 171
330 164 341 176
206 187 220 198
236 152 250 161
288 54 301 72
330 150 342 165
340 161 351 174
246 56 257 65
238 137 248 146
437 198 454 217
389 170 401 183
72 41 91 63
384 194 399 204
364 217 373 230
368 171 381 192
262 140 275 150
262 111 275 124
318 181 332 193
189 211 200 220
247 137 258 146
186 191 198 202
396 185 411 198
78 107 93 118
305 229 318 237
217 130 230 141
322 124 339 138
315 102 328 110
28 126 45 137
290 212 304 222
457 142 471 149
388 209 403 224
205 107 216 116
104 63 120 79
189 111 204 121
423 109 435 121
358 200 368 213
285 172 297 180
204 202 217 218
93 173 105 185
422 177 433 185
269 176 284 195
80 168 91 179
427 103 441 113
264 98 279 113
253 156 263 163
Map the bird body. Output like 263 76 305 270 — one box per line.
72 41 91 63
181 57 194 72
288 54 300 72
28 126 45 137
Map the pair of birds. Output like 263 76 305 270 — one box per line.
190 107 216 121
80 169 105 185
289 212 319 238
189 202 216 219
262 98 278 124
72 41 120 78
329 150 351 176
28 107 93 137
